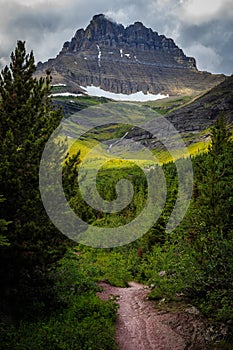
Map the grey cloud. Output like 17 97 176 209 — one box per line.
177 18 233 74
0 1 63 66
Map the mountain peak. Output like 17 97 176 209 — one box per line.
92 13 105 21
133 21 144 27
36 15 225 96
91 13 120 26
60 15 196 70
90 13 115 26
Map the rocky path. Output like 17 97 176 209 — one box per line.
97 282 209 350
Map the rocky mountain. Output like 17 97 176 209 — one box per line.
36 14 225 96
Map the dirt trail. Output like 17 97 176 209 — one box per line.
97 282 209 350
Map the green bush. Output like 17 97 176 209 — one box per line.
0 252 118 350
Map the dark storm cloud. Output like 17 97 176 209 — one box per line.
177 19 233 74
0 0 232 74
0 1 63 66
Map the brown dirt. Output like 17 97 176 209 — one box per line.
97 282 210 350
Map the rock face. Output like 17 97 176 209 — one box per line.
36 14 225 95
61 14 196 70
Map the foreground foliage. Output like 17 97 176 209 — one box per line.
0 41 119 350
0 252 117 350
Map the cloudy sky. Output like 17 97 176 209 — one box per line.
0 0 232 75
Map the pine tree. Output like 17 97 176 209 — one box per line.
194 116 233 236
0 41 67 316
0 195 10 247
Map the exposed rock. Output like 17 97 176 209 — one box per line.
185 306 201 316
158 270 166 277
36 14 225 96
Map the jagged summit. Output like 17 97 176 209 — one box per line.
36 14 225 96
93 13 106 20
60 14 196 71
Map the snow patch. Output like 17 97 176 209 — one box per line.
120 49 123 58
52 83 67 87
50 92 83 97
125 53 130 58
80 85 169 102
96 44 102 67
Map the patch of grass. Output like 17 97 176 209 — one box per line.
52 94 109 105
151 140 210 164
142 95 197 115
51 85 68 93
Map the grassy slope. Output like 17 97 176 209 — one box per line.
142 94 201 115
54 75 233 168
53 89 212 169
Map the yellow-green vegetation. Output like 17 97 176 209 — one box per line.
151 142 209 164
68 125 210 168
67 133 210 170
67 137 156 170
187 141 209 156
68 138 100 160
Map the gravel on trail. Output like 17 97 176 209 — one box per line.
97 282 210 350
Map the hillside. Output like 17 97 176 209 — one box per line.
51 76 233 163
126 75 233 152
36 14 225 96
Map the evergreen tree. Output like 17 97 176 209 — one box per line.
0 41 67 317
193 116 233 237
0 195 10 247
183 117 233 330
